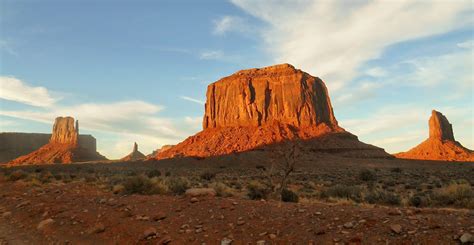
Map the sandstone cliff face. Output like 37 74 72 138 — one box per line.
156 64 390 159
395 110 473 161
203 64 338 129
50 117 78 145
7 117 106 165
121 142 146 161
0 133 97 163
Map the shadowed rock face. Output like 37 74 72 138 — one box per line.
429 110 454 141
156 64 390 159
396 110 473 161
203 64 338 129
7 117 106 165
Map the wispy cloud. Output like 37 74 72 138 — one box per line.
213 15 252 35
231 0 470 92
457 39 474 49
180 96 205 105
0 40 18 56
0 76 59 107
199 50 224 60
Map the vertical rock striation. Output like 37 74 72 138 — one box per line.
155 64 390 159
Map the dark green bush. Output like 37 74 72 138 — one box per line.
166 177 189 195
359 169 376 182
247 181 270 200
8 170 27 181
320 184 362 202
365 191 401 205
147 170 161 178
281 189 299 203
123 175 153 195
200 171 216 181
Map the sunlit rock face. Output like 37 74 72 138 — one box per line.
7 117 106 165
395 110 474 161
154 64 391 160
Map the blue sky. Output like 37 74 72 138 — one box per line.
0 0 472 158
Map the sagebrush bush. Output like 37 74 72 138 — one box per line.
281 189 299 203
8 170 27 181
359 169 376 182
364 191 401 205
431 183 473 208
200 171 216 181
211 182 234 197
123 175 153 195
247 181 269 200
147 170 162 178
166 177 189 195
320 184 363 202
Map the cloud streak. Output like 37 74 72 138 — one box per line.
0 76 59 107
180 96 205 105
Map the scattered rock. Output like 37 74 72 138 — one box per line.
390 224 402 234
152 212 167 221
2 212 12 218
37 218 54 230
190 197 199 203
87 223 105 234
221 237 233 245
460 233 473 243
157 235 172 244
268 234 277 239
344 222 354 229
256 240 266 245
142 227 157 240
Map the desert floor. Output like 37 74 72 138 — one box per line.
0 154 473 244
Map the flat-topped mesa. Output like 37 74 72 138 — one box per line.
156 64 391 159
203 63 339 130
50 117 78 145
429 110 454 141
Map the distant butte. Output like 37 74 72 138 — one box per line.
154 63 391 159
395 110 474 161
121 142 146 161
7 117 106 165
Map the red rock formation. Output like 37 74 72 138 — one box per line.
395 110 474 161
156 64 390 159
7 117 106 165
121 142 146 161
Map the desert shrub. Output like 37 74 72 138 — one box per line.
123 175 153 194
211 182 234 197
247 181 270 200
391 167 402 173
364 191 401 205
408 195 432 207
149 178 168 195
112 184 125 194
431 183 474 208
40 171 54 183
166 177 189 195
281 189 299 203
320 184 363 202
359 169 376 182
200 171 216 181
8 170 27 181
147 170 162 178
255 165 266 171
34 167 44 173
165 171 171 177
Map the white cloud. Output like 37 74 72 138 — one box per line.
334 81 383 106
457 39 474 49
213 15 251 35
180 96 205 105
0 76 58 107
184 116 202 130
231 0 471 92
199 50 224 60
365 67 387 77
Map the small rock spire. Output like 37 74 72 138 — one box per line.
133 142 138 153
75 120 79 134
429 110 454 141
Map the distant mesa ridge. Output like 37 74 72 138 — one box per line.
395 110 474 161
154 63 391 159
6 116 106 165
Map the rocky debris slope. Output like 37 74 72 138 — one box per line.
121 142 146 161
156 64 390 159
7 117 106 165
395 110 474 161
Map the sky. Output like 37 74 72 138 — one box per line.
0 0 473 159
